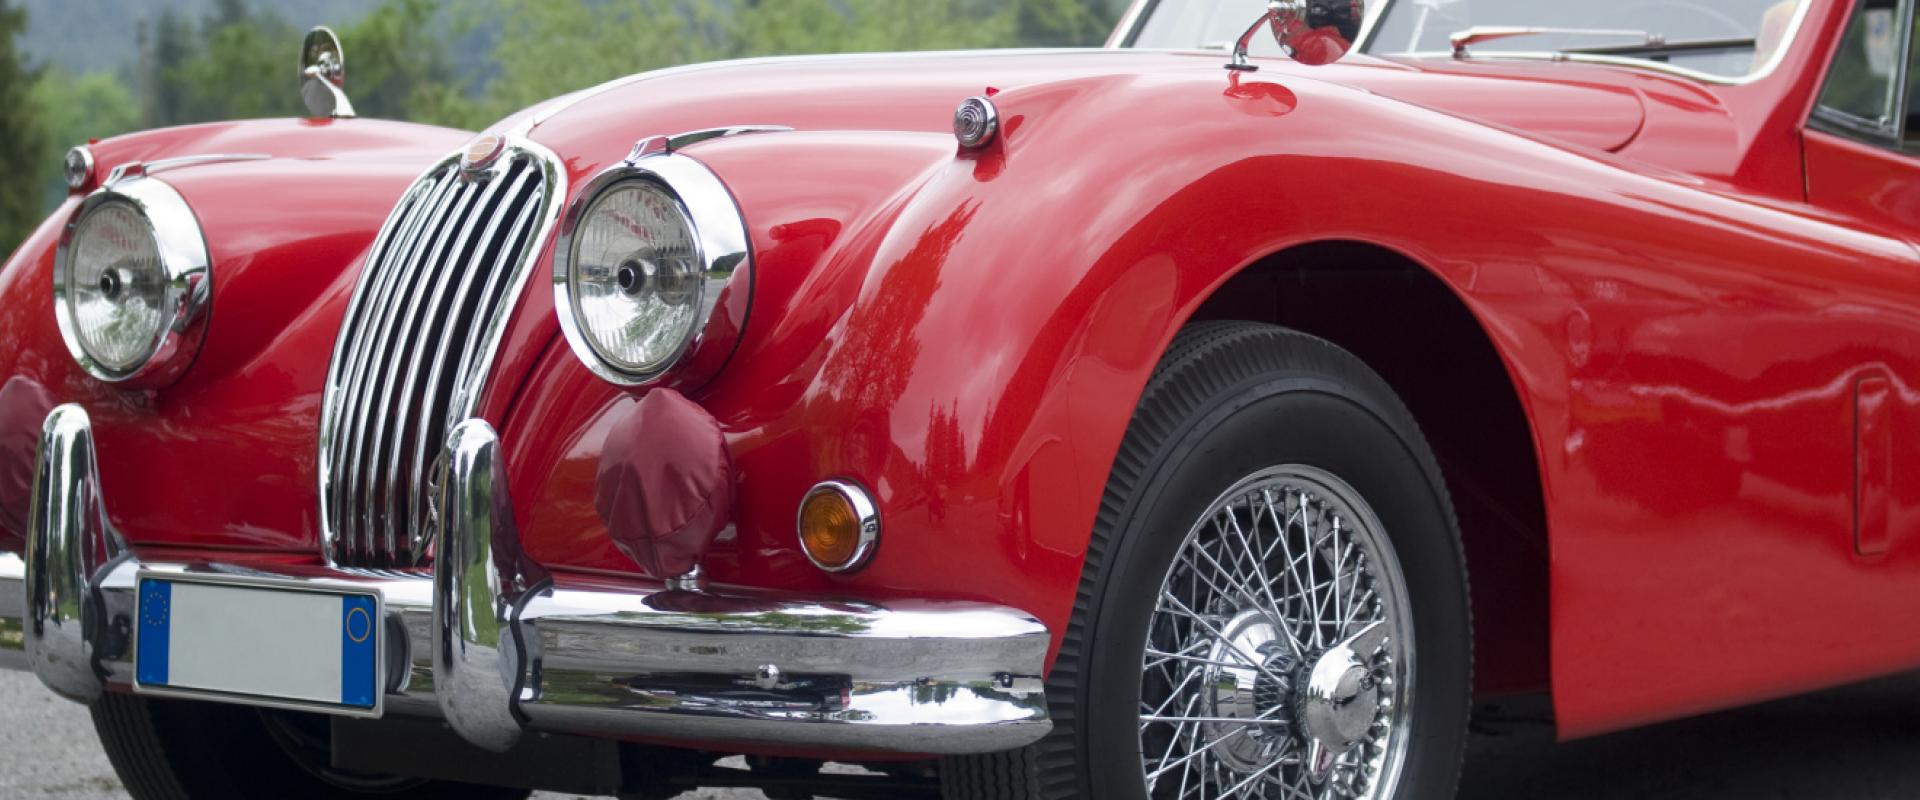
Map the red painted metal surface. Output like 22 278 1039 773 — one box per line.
3 0 1918 748
0 118 469 550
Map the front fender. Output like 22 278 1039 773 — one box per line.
503 72 1421 661
0 118 467 549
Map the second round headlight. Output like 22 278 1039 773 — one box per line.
567 180 706 376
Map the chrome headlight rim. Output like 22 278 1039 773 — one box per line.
553 150 751 387
52 176 212 388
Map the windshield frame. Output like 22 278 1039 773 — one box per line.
1355 0 1817 85
1108 0 1814 86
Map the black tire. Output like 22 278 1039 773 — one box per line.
92 692 532 800
943 322 1471 799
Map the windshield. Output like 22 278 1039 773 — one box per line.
1126 0 1807 80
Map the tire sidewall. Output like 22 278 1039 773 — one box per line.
1082 367 1471 799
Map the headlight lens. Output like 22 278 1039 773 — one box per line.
53 176 211 387
569 181 705 375
66 202 170 372
555 149 751 387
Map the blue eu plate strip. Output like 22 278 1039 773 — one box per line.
136 578 171 687
341 595 377 708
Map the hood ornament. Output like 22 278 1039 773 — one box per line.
1228 0 1366 72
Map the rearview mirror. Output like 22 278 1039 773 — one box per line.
1230 0 1366 70
299 26 357 119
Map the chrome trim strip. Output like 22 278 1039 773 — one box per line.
666 125 794 151
7 409 1053 756
105 154 272 185
552 149 750 386
52 176 212 387
1106 0 1152 48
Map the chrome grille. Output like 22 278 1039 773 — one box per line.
318 145 560 567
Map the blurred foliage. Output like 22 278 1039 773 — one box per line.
0 0 1123 252
32 68 139 208
0 0 46 253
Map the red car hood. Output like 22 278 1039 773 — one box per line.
523 49 1652 161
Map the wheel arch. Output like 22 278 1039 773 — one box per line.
1189 239 1553 698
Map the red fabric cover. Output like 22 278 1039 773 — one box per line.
0 376 54 541
594 388 734 580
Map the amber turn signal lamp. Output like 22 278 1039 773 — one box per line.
797 480 880 573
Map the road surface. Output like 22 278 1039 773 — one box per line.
3 669 1915 798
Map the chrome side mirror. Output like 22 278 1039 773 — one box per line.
1229 0 1366 71
299 26 356 119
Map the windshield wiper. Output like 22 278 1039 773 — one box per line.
1560 36 1757 57
1449 27 1661 58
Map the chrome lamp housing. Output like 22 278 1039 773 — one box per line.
553 144 750 386
52 176 212 388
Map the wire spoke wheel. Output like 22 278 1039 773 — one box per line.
1140 465 1414 800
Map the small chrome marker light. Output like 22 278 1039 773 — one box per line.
64 146 94 191
954 96 1000 149
52 176 212 387
797 480 880 573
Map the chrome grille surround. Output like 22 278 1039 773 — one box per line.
317 138 566 567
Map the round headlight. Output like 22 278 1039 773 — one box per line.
67 203 168 371
569 181 705 375
53 176 211 387
555 150 750 386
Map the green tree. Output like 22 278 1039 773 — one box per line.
0 0 46 255
730 0 1015 55
1013 0 1115 46
31 68 139 208
474 0 721 124
139 11 194 127
338 0 472 126
169 6 300 122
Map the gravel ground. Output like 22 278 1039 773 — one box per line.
4 668 1918 798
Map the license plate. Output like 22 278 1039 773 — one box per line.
133 572 383 716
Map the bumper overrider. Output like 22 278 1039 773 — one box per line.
0 404 1052 755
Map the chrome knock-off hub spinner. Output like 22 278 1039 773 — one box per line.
1203 609 1297 773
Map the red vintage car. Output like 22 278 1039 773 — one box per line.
0 0 1911 796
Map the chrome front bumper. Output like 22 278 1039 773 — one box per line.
0 405 1052 755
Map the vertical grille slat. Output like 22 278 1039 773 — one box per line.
318 148 558 567
405 169 544 548
349 179 475 562
377 163 532 563
359 180 484 561
332 171 464 562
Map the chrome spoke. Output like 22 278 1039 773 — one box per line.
1139 466 1412 800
